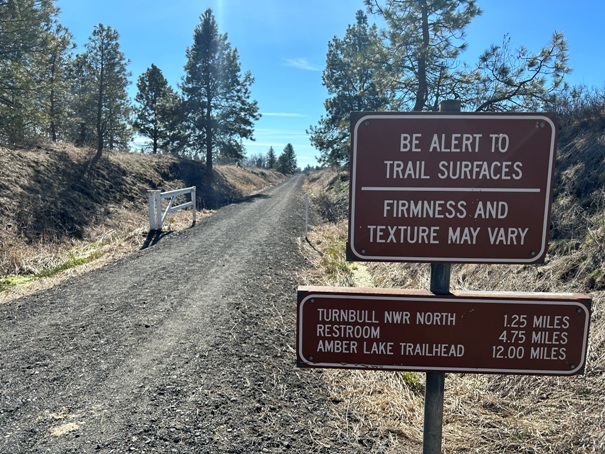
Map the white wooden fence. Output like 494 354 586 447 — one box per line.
148 186 196 231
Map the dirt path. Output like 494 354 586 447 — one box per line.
0 175 390 453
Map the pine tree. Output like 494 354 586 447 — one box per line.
308 10 387 167
181 8 260 172
68 53 96 147
467 32 569 112
77 24 131 170
366 0 481 111
42 24 75 142
312 1 570 161
0 0 60 143
276 143 297 174
134 64 183 154
266 146 276 169
365 0 569 111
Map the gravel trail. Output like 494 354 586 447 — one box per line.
0 175 387 453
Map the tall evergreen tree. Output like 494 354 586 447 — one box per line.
68 53 96 147
308 10 387 167
311 1 570 163
266 146 277 169
134 64 183 154
276 143 297 174
76 24 131 169
42 24 74 142
181 8 260 172
365 0 569 111
0 0 60 143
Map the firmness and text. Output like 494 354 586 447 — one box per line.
348 114 558 263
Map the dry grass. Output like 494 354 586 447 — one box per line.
303 221 355 288
219 165 283 195
305 167 349 223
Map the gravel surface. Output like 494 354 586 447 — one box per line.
0 175 388 453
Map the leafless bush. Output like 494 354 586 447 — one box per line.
305 168 350 223
312 190 348 223
553 85 605 137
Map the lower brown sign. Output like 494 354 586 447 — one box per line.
297 286 591 375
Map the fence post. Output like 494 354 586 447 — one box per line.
148 190 157 230
149 187 197 231
192 186 197 225
154 190 162 230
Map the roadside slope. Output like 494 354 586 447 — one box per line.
0 144 283 301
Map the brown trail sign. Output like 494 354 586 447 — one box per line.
347 112 558 264
296 108 584 453
297 286 591 376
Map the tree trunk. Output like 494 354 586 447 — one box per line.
414 0 430 112
85 49 105 175
206 126 213 174
49 58 57 142
90 47 105 172
205 98 213 174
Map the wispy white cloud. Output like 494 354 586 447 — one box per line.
283 57 321 72
261 112 307 118
243 128 309 147
253 130 309 143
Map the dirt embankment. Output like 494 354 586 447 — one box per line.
0 144 284 300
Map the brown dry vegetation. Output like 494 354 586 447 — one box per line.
301 115 605 452
0 143 283 303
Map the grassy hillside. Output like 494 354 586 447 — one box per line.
0 144 283 301
301 114 605 451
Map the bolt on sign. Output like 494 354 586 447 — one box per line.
297 286 591 376
347 112 559 264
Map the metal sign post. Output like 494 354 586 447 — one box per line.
424 263 450 453
424 100 458 454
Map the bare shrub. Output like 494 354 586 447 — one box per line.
306 168 349 223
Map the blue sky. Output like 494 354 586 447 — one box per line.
55 0 605 169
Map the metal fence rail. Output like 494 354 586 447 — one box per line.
148 186 196 231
